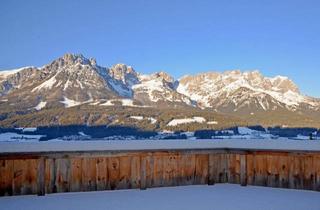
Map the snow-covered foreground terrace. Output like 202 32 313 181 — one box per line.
0 184 319 210
1 139 320 154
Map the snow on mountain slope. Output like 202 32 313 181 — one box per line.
167 117 206 126
60 97 90 108
0 54 319 118
106 63 140 97
97 98 148 107
34 101 47 110
177 70 319 111
133 72 194 106
0 66 34 80
31 72 59 92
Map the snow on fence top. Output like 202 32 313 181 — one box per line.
1 139 320 154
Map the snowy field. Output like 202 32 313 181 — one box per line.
0 126 318 142
0 184 319 210
1 139 320 153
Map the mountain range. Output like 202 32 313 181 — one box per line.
0 53 319 129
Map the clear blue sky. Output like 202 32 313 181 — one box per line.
1 0 319 97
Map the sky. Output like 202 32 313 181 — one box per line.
0 0 319 97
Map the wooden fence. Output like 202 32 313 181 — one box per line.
1 149 320 196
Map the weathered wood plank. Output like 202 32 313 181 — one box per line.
96 157 107 191
163 154 179 186
140 155 147 189
55 158 71 193
13 159 26 195
218 153 228 183
29 159 38 194
118 156 131 189
44 158 55 194
178 154 195 186
0 159 13 196
152 154 163 187
195 154 208 185
303 155 315 190
37 157 45 196
228 154 240 184
70 158 82 192
314 155 320 191
145 155 154 188
130 156 140 189
240 154 247 186
108 157 120 190
246 153 254 185
208 154 217 185
254 154 267 186
288 154 299 189
81 158 97 191
279 155 289 188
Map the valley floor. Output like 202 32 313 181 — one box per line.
0 184 319 210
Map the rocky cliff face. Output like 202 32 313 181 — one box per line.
177 70 318 112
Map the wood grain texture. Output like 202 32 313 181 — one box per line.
1 149 320 196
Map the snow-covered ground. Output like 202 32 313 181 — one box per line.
1 139 320 153
0 184 319 210
34 101 47 110
167 117 206 126
0 126 318 142
98 99 147 107
129 116 157 124
0 132 44 142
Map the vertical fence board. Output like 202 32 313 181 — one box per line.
254 154 267 186
70 158 82 192
288 155 296 189
37 157 45 196
279 155 289 188
81 158 96 191
140 155 147 189
163 154 179 186
240 154 247 186
246 153 254 185
0 160 13 196
152 154 163 187
208 154 219 185
228 154 240 184
195 154 208 185
315 155 320 191
55 159 71 193
119 156 131 189
44 158 55 194
107 157 120 190
96 157 107 191
304 155 315 190
12 159 25 195
178 154 195 186
29 159 38 194
218 154 228 183
145 155 154 188
131 156 140 189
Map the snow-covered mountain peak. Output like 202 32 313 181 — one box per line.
0 55 318 115
177 70 316 111
37 53 101 76
152 71 174 83
268 75 299 93
0 66 37 79
61 53 92 65
108 63 139 86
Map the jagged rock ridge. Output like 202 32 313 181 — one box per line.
0 53 319 128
